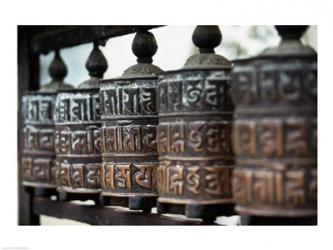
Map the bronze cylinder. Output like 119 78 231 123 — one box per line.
21 50 73 190
156 26 234 219
99 29 163 210
100 76 160 198
55 42 107 198
55 89 102 194
232 26 317 218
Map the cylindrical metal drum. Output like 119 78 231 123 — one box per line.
99 29 163 212
55 42 108 202
21 50 73 193
156 26 234 220
232 26 317 223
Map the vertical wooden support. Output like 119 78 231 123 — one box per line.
18 26 40 225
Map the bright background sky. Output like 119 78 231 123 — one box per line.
40 25 317 88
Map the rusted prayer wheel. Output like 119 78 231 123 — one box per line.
21 50 73 195
232 26 317 224
99 28 163 212
55 41 108 203
156 26 235 221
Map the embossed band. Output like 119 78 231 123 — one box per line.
101 163 158 196
233 167 317 217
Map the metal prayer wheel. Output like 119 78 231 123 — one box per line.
232 26 317 223
99 29 163 212
55 41 108 202
21 50 73 193
156 26 234 220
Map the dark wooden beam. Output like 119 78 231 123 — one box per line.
27 25 164 54
17 27 40 225
33 197 207 225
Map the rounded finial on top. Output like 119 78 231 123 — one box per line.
261 25 315 57
48 50 67 82
132 29 158 64
41 49 73 92
192 25 222 53
85 41 108 78
275 25 308 41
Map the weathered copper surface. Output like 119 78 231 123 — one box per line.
232 26 317 217
99 29 163 203
156 26 234 218
55 42 107 195
21 50 73 189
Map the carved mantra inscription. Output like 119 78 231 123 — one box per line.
101 164 157 193
157 70 234 204
21 94 57 187
157 160 232 200
56 92 100 123
158 71 233 114
158 121 232 156
23 126 54 152
100 80 157 117
58 161 101 189
22 95 54 124
233 118 317 159
55 126 101 155
101 125 157 154
22 157 56 182
100 79 159 196
233 166 317 209
232 62 317 106
55 90 102 192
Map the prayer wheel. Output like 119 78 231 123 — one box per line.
21 50 73 195
156 26 235 221
55 41 108 203
99 28 163 212
232 26 317 224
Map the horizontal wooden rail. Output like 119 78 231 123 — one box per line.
33 197 211 225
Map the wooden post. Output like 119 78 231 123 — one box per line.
18 26 40 225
